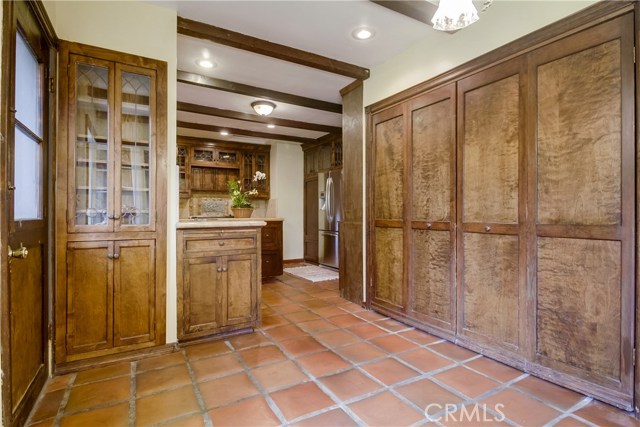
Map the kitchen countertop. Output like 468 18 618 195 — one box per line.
177 219 268 229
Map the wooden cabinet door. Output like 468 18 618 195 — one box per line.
529 15 634 408
408 84 456 335
113 240 156 346
224 254 257 326
457 58 526 356
371 104 406 313
66 241 113 354
182 256 223 335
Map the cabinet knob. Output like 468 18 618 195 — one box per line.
217 267 221 272
107 254 114 259
113 253 120 259
484 225 492 232
219 241 225 246
222 267 227 272
426 223 432 229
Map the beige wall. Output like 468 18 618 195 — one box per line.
364 0 597 106
270 142 304 260
43 0 180 342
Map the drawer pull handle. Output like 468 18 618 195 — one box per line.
484 226 492 232
219 241 225 246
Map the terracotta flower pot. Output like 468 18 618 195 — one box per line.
231 207 254 218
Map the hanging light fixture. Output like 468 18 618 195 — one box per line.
251 100 276 116
431 0 479 31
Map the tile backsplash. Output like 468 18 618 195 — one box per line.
179 192 271 219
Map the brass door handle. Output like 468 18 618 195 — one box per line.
8 244 28 259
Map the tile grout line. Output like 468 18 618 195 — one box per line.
128 361 137 427
225 336 291 426
182 348 214 427
53 372 76 427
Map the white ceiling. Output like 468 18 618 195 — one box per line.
152 1 484 145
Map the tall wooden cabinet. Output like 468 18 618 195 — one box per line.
368 9 635 410
55 41 167 366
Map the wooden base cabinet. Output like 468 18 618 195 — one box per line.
55 41 167 366
261 220 283 278
177 227 261 341
368 8 635 410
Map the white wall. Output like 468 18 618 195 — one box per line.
364 0 597 106
270 142 304 260
43 0 179 342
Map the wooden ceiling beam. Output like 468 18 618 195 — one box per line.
177 101 341 134
177 17 369 80
178 70 342 114
177 120 318 145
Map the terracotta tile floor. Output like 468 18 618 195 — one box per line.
27 274 640 426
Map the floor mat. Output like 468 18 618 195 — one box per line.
284 265 339 282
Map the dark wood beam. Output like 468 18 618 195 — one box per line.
177 17 369 80
370 0 438 25
177 120 318 145
178 70 342 114
177 101 341 134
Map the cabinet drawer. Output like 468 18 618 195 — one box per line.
261 224 281 250
262 252 283 278
186 237 255 254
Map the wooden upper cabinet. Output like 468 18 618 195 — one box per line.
457 57 526 354
408 84 457 334
242 148 270 199
531 14 634 406
68 55 157 233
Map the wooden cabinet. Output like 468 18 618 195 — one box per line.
177 138 270 198
177 227 261 341
55 41 167 366
241 146 270 200
368 12 635 410
304 177 319 263
261 220 283 278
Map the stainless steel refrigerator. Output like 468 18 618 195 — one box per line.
318 170 343 269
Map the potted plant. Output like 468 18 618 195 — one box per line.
228 171 267 218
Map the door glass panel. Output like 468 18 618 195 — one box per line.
15 31 41 137
14 127 42 220
75 63 109 226
14 31 43 220
120 72 150 226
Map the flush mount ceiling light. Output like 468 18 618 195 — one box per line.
352 27 375 40
431 0 479 31
196 58 215 69
251 100 276 116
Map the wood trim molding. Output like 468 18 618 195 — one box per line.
27 0 58 48
177 17 369 80
283 258 305 266
177 101 340 134
368 1 634 113
177 135 271 151
340 79 363 97
177 120 318 145
178 70 342 114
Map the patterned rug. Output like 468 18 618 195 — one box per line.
283 265 339 282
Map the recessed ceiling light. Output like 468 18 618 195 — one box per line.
220 130 229 136
196 58 216 69
267 124 276 129
352 27 374 40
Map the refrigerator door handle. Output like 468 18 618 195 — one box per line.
326 177 333 223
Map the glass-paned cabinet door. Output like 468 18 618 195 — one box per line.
116 65 155 231
70 55 114 232
255 153 268 194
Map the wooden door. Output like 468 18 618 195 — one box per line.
371 104 406 313
407 84 457 336
114 240 156 346
2 1 53 423
224 254 257 326
66 241 113 355
457 58 526 358
183 256 223 335
67 54 115 233
529 15 634 408
304 177 319 262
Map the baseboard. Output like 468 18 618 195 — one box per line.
283 258 305 266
